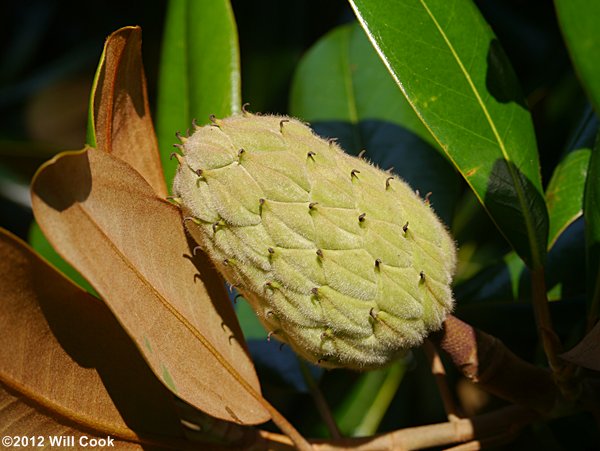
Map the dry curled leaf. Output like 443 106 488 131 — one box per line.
90 26 167 197
31 147 270 425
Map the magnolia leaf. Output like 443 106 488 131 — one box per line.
555 0 600 114
0 386 142 450
546 108 597 249
157 0 241 188
31 147 269 425
29 26 169 291
290 22 459 225
88 26 167 197
0 228 185 446
349 0 548 269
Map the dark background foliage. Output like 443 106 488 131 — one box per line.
0 0 584 242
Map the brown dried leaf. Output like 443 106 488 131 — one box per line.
30 147 270 425
0 386 141 450
90 26 167 197
0 228 185 447
561 321 600 372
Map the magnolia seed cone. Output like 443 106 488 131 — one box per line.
173 113 456 370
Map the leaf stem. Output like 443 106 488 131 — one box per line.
298 359 341 439
266 404 314 451
586 263 600 332
530 267 563 372
423 340 462 420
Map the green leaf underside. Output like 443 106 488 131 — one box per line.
349 0 547 268
546 108 597 249
157 0 241 189
555 0 600 115
290 23 459 225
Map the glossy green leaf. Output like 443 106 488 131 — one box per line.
555 0 600 115
290 23 459 225
546 108 597 249
349 0 547 268
156 0 241 189
584 133 600 322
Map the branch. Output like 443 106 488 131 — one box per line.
251 405 538 451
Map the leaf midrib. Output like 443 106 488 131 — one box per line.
0 374 138 442
416 0 541 266
73 198 268 418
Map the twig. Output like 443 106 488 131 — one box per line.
254 404 538 451
429 315 559 412
423 339 462 420
298 358 342 439
443 441 481 451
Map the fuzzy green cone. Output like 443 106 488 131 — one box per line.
173 113 456 370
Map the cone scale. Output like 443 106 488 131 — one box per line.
173 113 456 370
